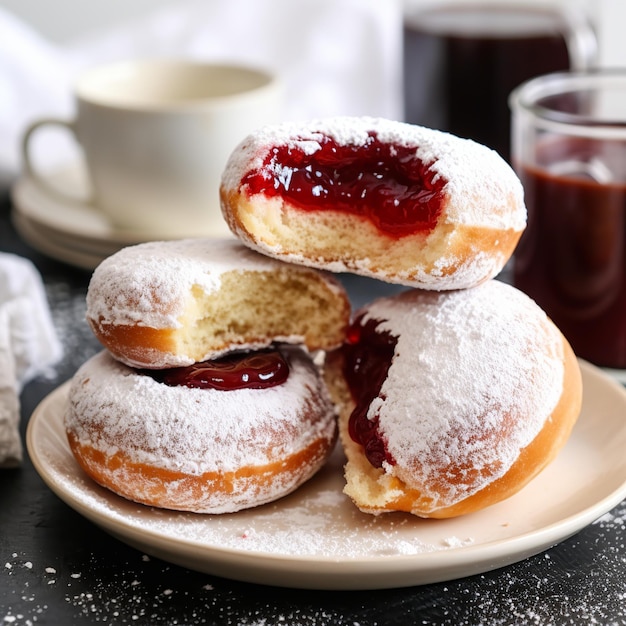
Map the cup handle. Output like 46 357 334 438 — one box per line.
21 118 92 205
564 9 598 71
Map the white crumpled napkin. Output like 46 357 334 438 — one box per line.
0 0 402 185
0 253 62 467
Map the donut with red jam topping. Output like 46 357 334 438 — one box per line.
65 345 337 514
220 116 526 290
327 280 582 518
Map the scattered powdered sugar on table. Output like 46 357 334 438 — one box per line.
593 503 626 529
2 550 376 625
42 279 101 381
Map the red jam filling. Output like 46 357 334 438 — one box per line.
342 315 398 468
146 348 289 390
241 131 446 237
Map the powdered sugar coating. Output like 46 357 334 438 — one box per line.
67 349 334 474
221 116 526 231
65 347 337 513
358 280 565 511
86 237 343 329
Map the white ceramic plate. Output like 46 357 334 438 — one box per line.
26 361 626 590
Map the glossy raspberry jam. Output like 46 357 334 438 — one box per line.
342 315 398 468
147 348 289 390
242 131 446 237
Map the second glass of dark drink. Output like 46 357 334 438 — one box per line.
403 2 597 161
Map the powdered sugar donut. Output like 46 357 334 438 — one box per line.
65 346 337 514
328 280 582 518
220 117 526 290
86 238 350 369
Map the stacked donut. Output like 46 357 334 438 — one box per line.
66 116 583 519
65 238 350 513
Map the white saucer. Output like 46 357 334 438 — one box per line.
26 360 626 590
11 163 233 269
12 210 109 270
12 163 145 243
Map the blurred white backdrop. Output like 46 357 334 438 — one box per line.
0 0 624 185
0 0 174 43
2 0 625 64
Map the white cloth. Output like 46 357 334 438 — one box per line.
0 0 402 186
0 253 62 467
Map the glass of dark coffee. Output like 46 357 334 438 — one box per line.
403 2 597 162
510 69 626 372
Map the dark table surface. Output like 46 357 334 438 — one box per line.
2 190 626 626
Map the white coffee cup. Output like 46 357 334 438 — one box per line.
21 59 283 238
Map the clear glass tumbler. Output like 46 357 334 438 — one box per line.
510 69 626 370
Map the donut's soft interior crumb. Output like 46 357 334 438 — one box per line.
176 269 349 361
236 194 433 268
341 435 406 512
225 192 520 289
324 358 408 515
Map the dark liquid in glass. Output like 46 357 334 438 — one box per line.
514 137 626 368
403 5 572 160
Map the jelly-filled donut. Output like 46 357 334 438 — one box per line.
220 117 526 290
328 280 582 518
65 346 337 513
86 238 350 369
